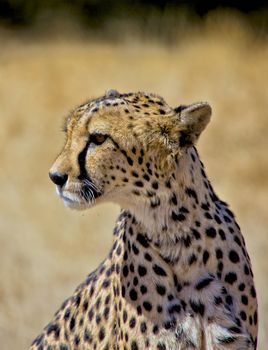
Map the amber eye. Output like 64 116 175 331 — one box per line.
90 134 108 146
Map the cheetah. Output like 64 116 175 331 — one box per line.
30 90 258 350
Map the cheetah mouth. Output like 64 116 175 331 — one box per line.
55 180 102 209
56 188 83 208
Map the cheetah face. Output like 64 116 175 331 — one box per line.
49 91 211 210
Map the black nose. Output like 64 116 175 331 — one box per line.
49 172 68 187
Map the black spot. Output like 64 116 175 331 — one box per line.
205 212 213 219
95 314 101 324
143 301 152 311
171 211 186 221
168 304 181 314
96 296 101 310
60 345 68 350
206 227 217 238
156 284 166 296
132 190 140 196
69 317 75 331
190 300 205 316
151 198 161 208
123 265 128 277
136 305 142 315
241 295 248 305
249 315 253 325
195 276 214 290
238 283 245 291
143 174 150 181
225 208 234 218
219 229 226 240
185 187 198 204
84 329 92 343
188 254 197 265
127 156 133 166
218 261 223 271
228 326 241 334
224 272 237 285
131 341 138 350
123 310 127 322
153 264 167 276
132 244 139 255
226 295 233 305
140 322 147 333
201 203 210 211
129 317 136 328
165 180 171 188
217 336 236 344
223 215 232 223
157 305 163 313
129 289 138 301
244 264 250 275
157 343 166 350
103 306 110 320
234 235 242 246
136 234 149 248
192 228 201 240
214 214 222 224
47 323 60 339
74 335 80 346
152 181 158 189
183 235 192 248
88 308 94 321
64 308 71 321
251 286 256 298
138 265 147 277
216 248 223 259
254 310 258 325
163 320 174 330
102 279 110 288
134 181 144 187
170 193 177 205
203 250 210 265
32 334 44 346
123 251 128 261
74 294 81 307
191 152 196 162
214 296 223 305
144 253 152 261
140 285 147 294
229 250 240 263
132 171 139 178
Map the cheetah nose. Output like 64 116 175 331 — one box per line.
49 172 68 187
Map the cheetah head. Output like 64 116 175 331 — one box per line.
49 90 211 211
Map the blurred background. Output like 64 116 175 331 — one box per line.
0 1 267 349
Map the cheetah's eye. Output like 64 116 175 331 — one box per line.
90 133 108 146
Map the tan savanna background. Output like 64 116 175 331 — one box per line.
0 2 267 349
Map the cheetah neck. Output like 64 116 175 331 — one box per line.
124 147 219 239
115 147 230 280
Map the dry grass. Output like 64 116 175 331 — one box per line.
0 20 267 349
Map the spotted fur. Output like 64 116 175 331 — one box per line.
30 90 258 350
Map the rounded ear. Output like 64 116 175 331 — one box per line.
175 102 212 147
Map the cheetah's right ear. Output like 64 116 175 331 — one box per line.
175 102 212 147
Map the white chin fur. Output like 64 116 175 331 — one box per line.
55 186 90 210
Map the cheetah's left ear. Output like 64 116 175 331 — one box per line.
175 102 212 147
